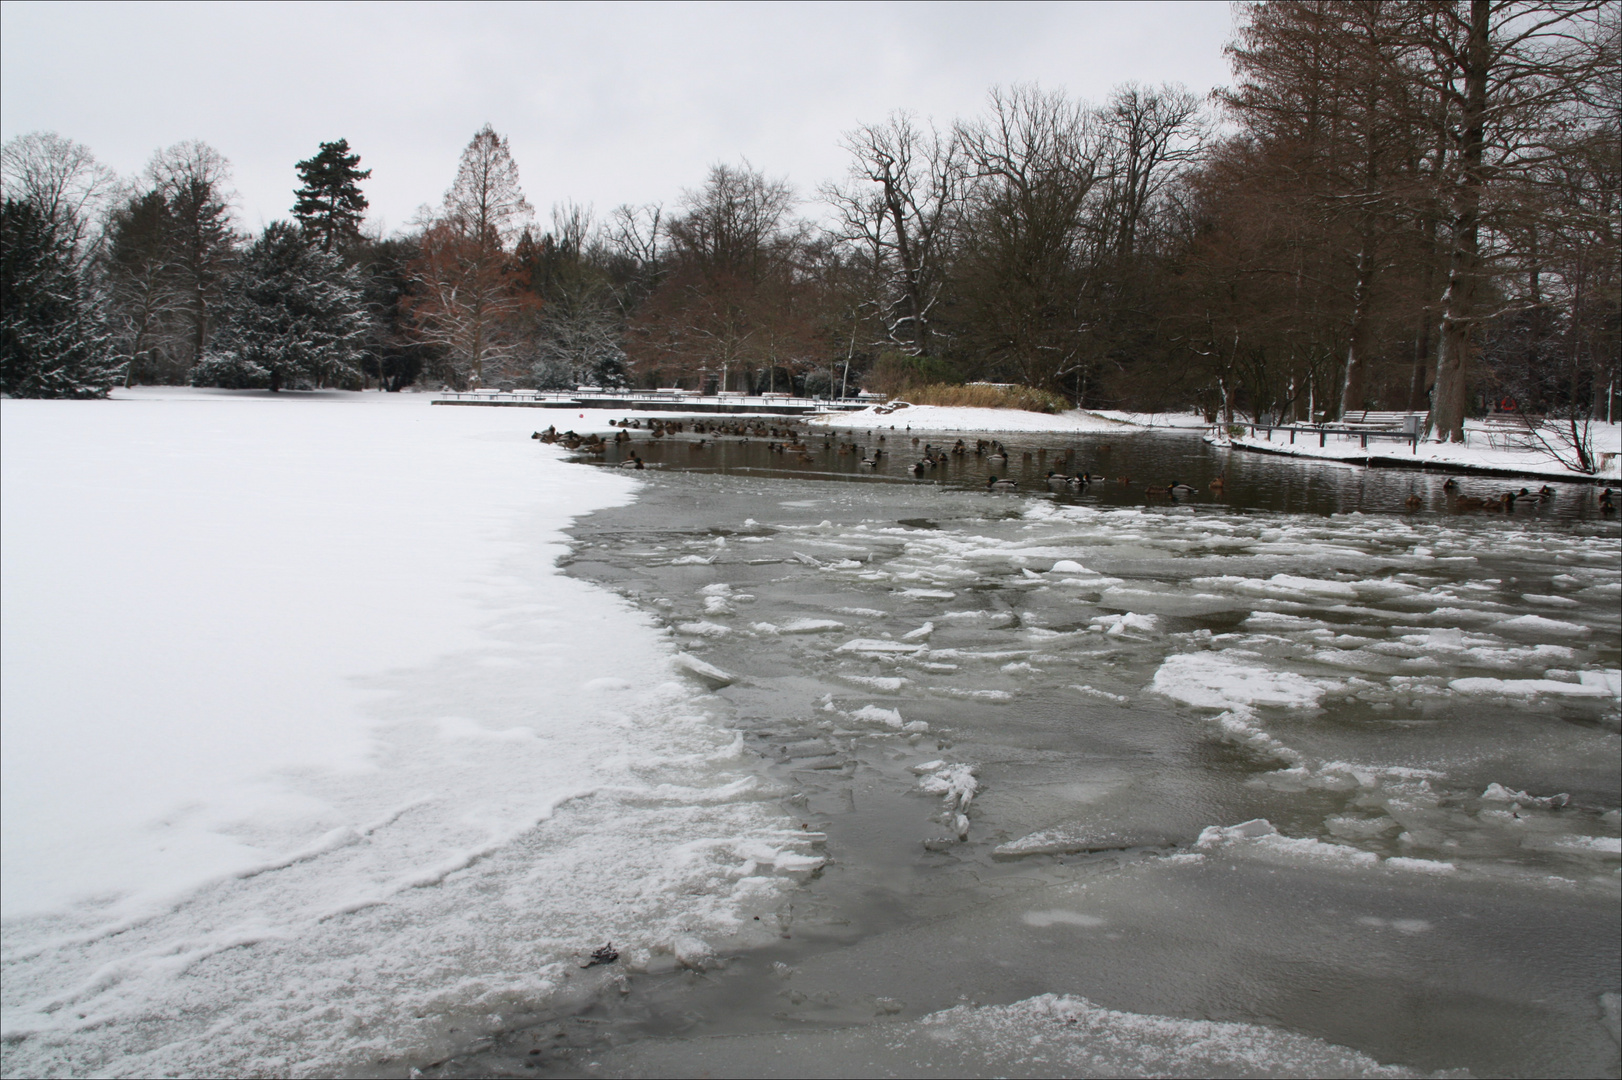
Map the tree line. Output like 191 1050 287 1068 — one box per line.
3 0 1614 442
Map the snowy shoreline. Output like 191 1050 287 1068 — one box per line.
0 388 805 1077
1221 420 1621 485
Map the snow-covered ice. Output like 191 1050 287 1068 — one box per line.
0 389 796 1075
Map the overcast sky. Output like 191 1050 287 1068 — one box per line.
2 1 1236 235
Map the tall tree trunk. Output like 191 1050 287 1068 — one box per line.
1340 240 1375 417
1407 216 1439 412
1431 0 1489 443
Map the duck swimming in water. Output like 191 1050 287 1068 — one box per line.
986 475 1018 491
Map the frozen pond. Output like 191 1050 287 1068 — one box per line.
440 428 1621 1078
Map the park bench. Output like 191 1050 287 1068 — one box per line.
1340 410 1424 433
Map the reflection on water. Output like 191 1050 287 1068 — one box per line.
589 421 1615 521
451 428 1619 1079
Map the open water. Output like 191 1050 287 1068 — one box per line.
442 424 1620 1079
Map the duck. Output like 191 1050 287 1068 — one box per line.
987 476 1018 491
1145 484 1172 496
860 456 880 468
1209 475 1227 492
1045 470 1070 487
1600 488 1614 510
1443 478 1460 492
1066 473 1091 490
1169 481 1196 495
987 447 1009 465
619 453 645 470
1404 494 1423 511
909 461 927 477
1538 485 1556 498
1457 495 1487 510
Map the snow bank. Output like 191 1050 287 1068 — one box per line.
0 389 793 1075
1225 419 1622 482
809 404 1135 433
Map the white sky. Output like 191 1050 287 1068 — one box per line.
1 1 1236 236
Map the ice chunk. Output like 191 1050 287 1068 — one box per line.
994 827 1177 859
671 934 716 970
779 618 845 634
1495 614 1590 636
1481 783 1571 807
1197 818 1279 845
837 638 925 654
837 674 909 691
918 763 978 812
901 621 934 641
1449 677 1611 697
1553 836 1622 856
1090 611 1159 638
1070 684 1129 703
672 653 737 688
1151 652 1331 712
1048 560 1091 574
850 705 904 729
676 620 731 637
898 588 956 599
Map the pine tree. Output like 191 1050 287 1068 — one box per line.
193 222 371 391
292 139 371 252
0 197 120 398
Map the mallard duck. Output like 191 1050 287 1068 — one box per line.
909 461 927 476
1045 470 1070 487
1145 484 1172 496
1404 494 1423 511
1209 475 1226 492
1443 478 1460 492
1599 488 1614 510
1457 495 1487 510
1538 485 1555 498
860 456 880 468
1067 473 1092 488
987 476 1018 491
1169 481 1195 494
987 450 1009 465
619 453 645 470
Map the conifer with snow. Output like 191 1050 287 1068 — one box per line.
1 197 120 398
192 222 371 391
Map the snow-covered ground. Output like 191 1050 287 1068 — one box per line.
810 403 1138 433
0 388 804 1076
1225 419 1622 483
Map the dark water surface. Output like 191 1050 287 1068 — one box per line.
589 421 1615 521
440 426 1620 1079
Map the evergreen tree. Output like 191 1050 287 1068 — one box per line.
0 197 120 398
193 222 371 391
292 139 370 252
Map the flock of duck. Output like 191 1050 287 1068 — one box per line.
532 421 1616 513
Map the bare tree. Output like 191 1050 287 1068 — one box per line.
1 131 117 271
951 85 1107 393
1416 0 1612 441
409 125 533 386
823 112 958 355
